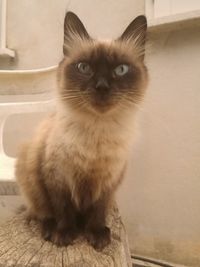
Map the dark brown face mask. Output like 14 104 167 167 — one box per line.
58 12 148 114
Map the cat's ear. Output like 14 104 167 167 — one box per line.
63 12 91 55
118 15 147 60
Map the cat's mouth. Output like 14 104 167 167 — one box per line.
89 93 118 113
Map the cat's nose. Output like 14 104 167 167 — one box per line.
95 77 109 90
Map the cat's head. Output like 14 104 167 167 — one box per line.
58 12 148 116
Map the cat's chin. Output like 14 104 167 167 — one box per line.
84 101 117 115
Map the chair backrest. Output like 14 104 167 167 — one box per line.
0 99 55 188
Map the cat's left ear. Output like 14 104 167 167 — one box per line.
63 12 91 55
118 15 147 59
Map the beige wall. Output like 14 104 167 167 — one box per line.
6 0 144 69
118 26 200 266
1 0 143 94
1 1 200 266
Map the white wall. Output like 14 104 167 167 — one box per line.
5 0 144 69
1 1 200 266
118 26 200 266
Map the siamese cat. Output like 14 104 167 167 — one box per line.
16 12 148 249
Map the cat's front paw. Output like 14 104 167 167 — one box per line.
42 224 77 247
41 216 79 247
41 218 56 241
86 226 111 250
50 229 77 247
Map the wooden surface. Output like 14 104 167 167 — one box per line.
0 205 132 267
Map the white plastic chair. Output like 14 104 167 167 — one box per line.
0 100 55 184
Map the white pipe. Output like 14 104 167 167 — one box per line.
0 64 58 74
0 0 14 57
145 0 154 20
1 0 6 49
0 115 6 154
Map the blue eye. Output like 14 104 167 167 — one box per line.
114 64 129 76
77 62 93 75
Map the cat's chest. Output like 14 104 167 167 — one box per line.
54 120 130 207
64 122 128 167
63 130 126 208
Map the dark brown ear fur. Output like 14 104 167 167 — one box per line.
118 15 147 60
63 11 91 55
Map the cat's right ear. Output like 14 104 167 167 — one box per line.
119 15 147 45
118 15 147 60
63 12 90 55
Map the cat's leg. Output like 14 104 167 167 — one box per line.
45 186 78 246
73 177 111 249
16 163 57 242
16 167 56 240
83 167 126 249
16 143 56 239
84 194 112 250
